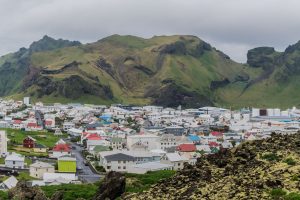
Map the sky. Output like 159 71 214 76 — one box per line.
0 0 300 62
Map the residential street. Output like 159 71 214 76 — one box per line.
71 143 101 183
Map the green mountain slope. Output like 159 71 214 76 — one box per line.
1 34 300 107
216 42 300 108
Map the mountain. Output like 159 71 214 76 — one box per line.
124 133 300 199
0 34 300 107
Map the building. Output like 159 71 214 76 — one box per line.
128 161 173 174
165 126 185 136
5 153 25 169
63 122 75 131
33 144 48 153
23 136 36 148
58 156 76 173
0 176 18 190
30 162 55 179
126 134 159 151
99 150 161 172
50 143 71 158
161 153 189 170
43 173 77 185
23 97 30 106
110 137 125 150
0 131 7 157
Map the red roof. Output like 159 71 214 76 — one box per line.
27 122 38 127
86 133 102 141
211 131 223 137
177 144 196 152
14 120 22 124
45 120 53 126
208 142 219 147
53 144 70 152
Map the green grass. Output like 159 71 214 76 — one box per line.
3 128 67 148
125 170 176 193
42 183 99 200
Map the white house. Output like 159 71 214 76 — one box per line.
98 150 161 172
160 153 189 170
127 161 173 174
63 122 75 131
43 173 77 185
5 153 25 169
126 134 159 151
30 162 55 179
0 176 18 190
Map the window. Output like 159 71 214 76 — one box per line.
123 166 126 169
118 161 121 163
118 166 121 169
123 161 126 163
107 166 111 169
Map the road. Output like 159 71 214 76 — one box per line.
71 143 102 183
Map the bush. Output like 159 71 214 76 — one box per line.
284 158 296 166
95 165 106 172
261 153 280 161
285 192 300 200
270 188 287 198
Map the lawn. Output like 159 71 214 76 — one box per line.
42 183 99 200
2 128 67 148
0 170 176 199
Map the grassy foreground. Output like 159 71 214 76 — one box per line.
0 170 176 200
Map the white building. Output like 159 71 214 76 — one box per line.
126 134 159 151
99 150 161 172
0 176 18 190
127 161 173 174
0 131 7 157
160 153 189 170
63 122 75 131
5 153 25 169
30 162 55 179
23 97 30 106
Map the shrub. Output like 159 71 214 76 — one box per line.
270 188 287 198
284 158 296 166
285 192 300 200
261 153 280 161
95 165 106 172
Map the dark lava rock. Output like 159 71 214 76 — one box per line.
93 171 126 200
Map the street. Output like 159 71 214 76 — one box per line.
71 142 102 183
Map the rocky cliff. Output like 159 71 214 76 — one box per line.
124 133 300 200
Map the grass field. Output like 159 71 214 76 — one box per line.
2 128 67 148
0 170 176 200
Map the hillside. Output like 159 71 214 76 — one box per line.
124 133 300 200
1 34 300 107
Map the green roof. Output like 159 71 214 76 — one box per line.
93 145 110 152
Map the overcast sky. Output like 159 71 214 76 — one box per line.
0 0 300 62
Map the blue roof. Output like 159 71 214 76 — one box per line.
188 135 200 141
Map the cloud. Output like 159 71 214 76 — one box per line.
0 0 299 62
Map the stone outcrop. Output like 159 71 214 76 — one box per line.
93 171 126 200
124 133 300 200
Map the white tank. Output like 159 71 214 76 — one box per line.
267 109 274 116
274 108 281 116
252 108 259 117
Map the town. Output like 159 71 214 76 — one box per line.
0 97 299 192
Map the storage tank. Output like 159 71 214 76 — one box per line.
274 108 281 116
252 108 260 117
267 109 274 117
